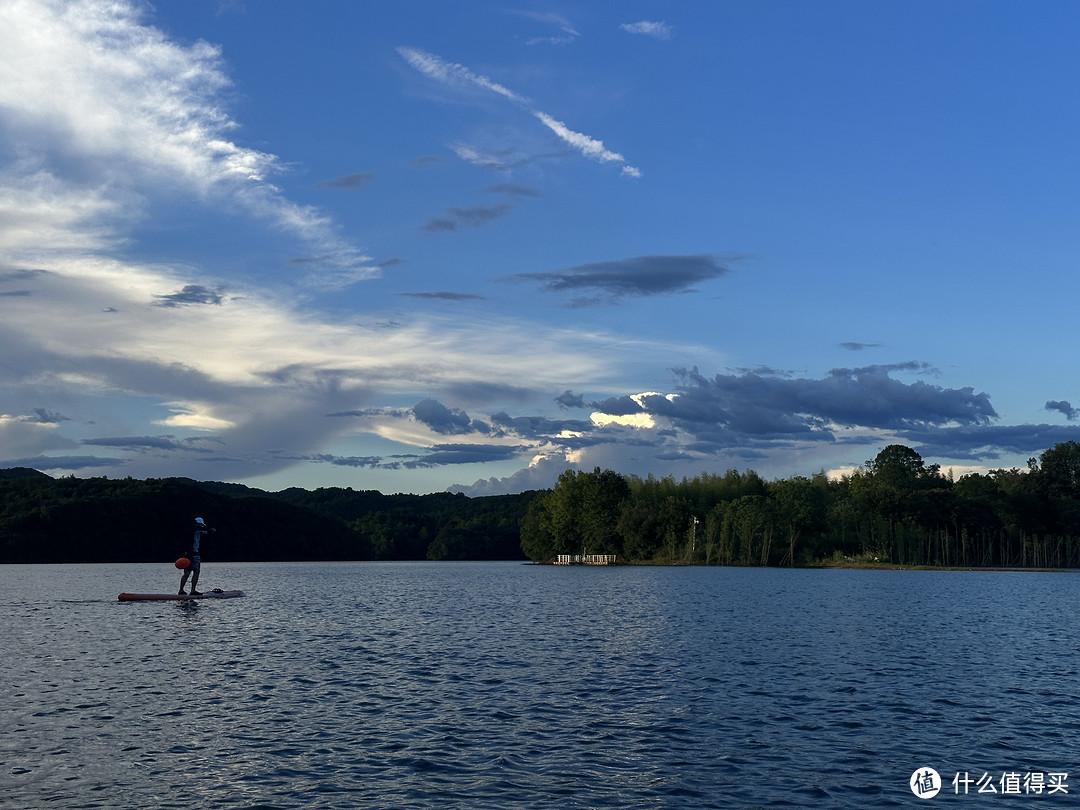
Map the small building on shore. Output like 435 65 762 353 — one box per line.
554 554 617 565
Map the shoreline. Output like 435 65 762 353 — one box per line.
808 561 1076 573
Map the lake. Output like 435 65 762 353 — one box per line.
2 562 1078 808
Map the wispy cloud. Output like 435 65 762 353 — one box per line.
620 21 674 40
0 0 370 281
398 46 641 177
532 112 628 166
397 46 526 104
510 11 580 46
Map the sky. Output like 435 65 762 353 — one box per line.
3 0 1080 496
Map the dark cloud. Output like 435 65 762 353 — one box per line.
421 217 457 233
154 285 224 308
502 254 733 306
0 455 127 471
571 365 1000 461
1046 400 1078 421
311 453 384 469
324 408 385 419
310 442 523 470
900 423 1080 461
29 409 71 424
489 411 592 439
314 172 375 190
555 390 587 409
402 443 525 468
0 268 46 283
0 289 32 297
839 342 881 351
82 435 189 451
398 291 487 301
591 394 647 416
422 203 512 233
412 399 485 434
648 365 998 440
452 202 512 224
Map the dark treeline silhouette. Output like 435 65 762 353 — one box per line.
520 442 1080 568
0 468 535 563
8 440 1080 567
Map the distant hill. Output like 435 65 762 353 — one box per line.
0 467 52 480
0 469 539 563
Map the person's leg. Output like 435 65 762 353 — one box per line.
189 557 201 594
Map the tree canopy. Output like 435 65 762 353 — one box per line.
8 441 1080 567
520 444 1080 568
0 471 535 563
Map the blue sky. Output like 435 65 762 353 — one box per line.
3 0 1080 495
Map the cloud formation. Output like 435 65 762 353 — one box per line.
0 0 378 294
155 285 225 308
422 203 512 233
511 11 580 46
503 254 733 305
4 1 1074 500
398 291 486 302
398 46 641 177
620 21 674 40
1046 400 1078 421
398 46 525 104
839 341 882 351
315 172 375 190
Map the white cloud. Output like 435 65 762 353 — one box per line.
397 46 527 104
399 46 641 178
620 21 674 40
0 171 122 255
590 411 656 429
532 111 625 164
0 0 370 280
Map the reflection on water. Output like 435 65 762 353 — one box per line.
2 562 1079 808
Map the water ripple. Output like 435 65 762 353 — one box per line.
3 563 1080 807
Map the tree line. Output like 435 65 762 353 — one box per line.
520 442 1080 568
7 440 1080 567
0 468 535 563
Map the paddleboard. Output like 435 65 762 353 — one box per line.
118 589 245 602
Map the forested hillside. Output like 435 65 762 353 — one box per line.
7 440 1080 567
521 442 1080 568
0 470 536 563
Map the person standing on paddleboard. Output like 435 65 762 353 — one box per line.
179 517 214 595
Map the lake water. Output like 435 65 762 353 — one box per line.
2 562 1079 808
